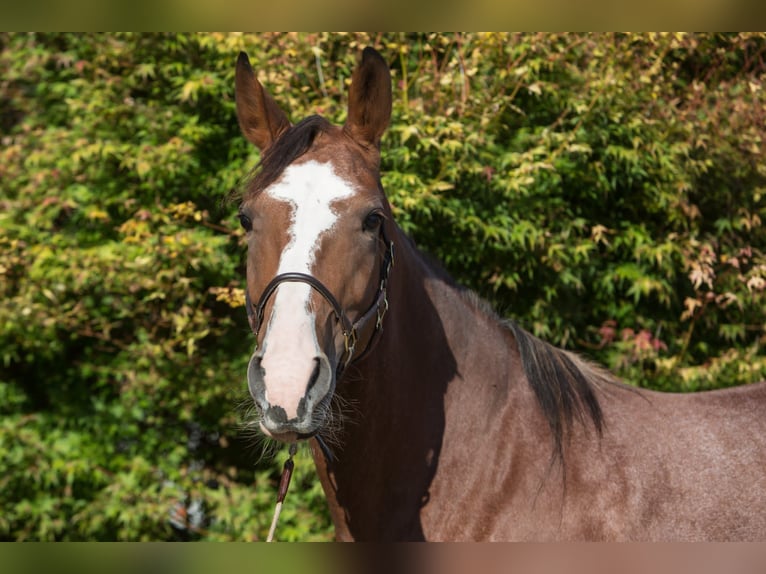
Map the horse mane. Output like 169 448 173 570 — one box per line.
459 290 608 466
505 321 607 464
243 115 334 198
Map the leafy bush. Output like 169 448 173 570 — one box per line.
1 32 765 540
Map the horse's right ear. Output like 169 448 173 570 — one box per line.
235 52 291 152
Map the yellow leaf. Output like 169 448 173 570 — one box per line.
86 208 110 221
136 160 151 178
180 81 198 103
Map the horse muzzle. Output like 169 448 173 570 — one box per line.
247 350 334 440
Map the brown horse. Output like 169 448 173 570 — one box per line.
234 47 766 541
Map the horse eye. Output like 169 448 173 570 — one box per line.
238 212 252 231
363 212 384 232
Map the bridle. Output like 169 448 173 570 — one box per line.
246 227 394 543
244 226 394 374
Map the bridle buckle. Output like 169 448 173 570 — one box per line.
343 327 357 360
376 295 389 330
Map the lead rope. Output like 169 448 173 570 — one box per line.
266 442 297 542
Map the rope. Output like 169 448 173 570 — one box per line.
266 443 297 542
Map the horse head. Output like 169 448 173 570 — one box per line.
236 48 394 442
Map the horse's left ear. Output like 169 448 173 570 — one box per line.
344 47 392 150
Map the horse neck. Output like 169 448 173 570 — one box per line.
312 226 526 540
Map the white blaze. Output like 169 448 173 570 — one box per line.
260 160 355 417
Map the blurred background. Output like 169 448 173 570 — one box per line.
2 32 766 541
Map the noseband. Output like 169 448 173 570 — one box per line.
244 228 394 372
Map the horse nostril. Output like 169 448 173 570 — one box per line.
306 358 321 394
305 354 333 408
247 352 267 407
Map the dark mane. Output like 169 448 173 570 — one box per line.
244 115 333 198
458 290 607 465
506 321 606 465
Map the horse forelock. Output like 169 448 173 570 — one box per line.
240 113 383 204
243 115 334 198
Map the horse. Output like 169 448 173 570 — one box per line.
234 47 766 541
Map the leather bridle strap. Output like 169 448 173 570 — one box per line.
245 229 394 371
252 272 353 336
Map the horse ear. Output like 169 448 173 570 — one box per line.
344 47 392 150
235 52 291 151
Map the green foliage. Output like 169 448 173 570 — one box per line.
2 32 766 540
381 32 766 391
0 32 331 541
